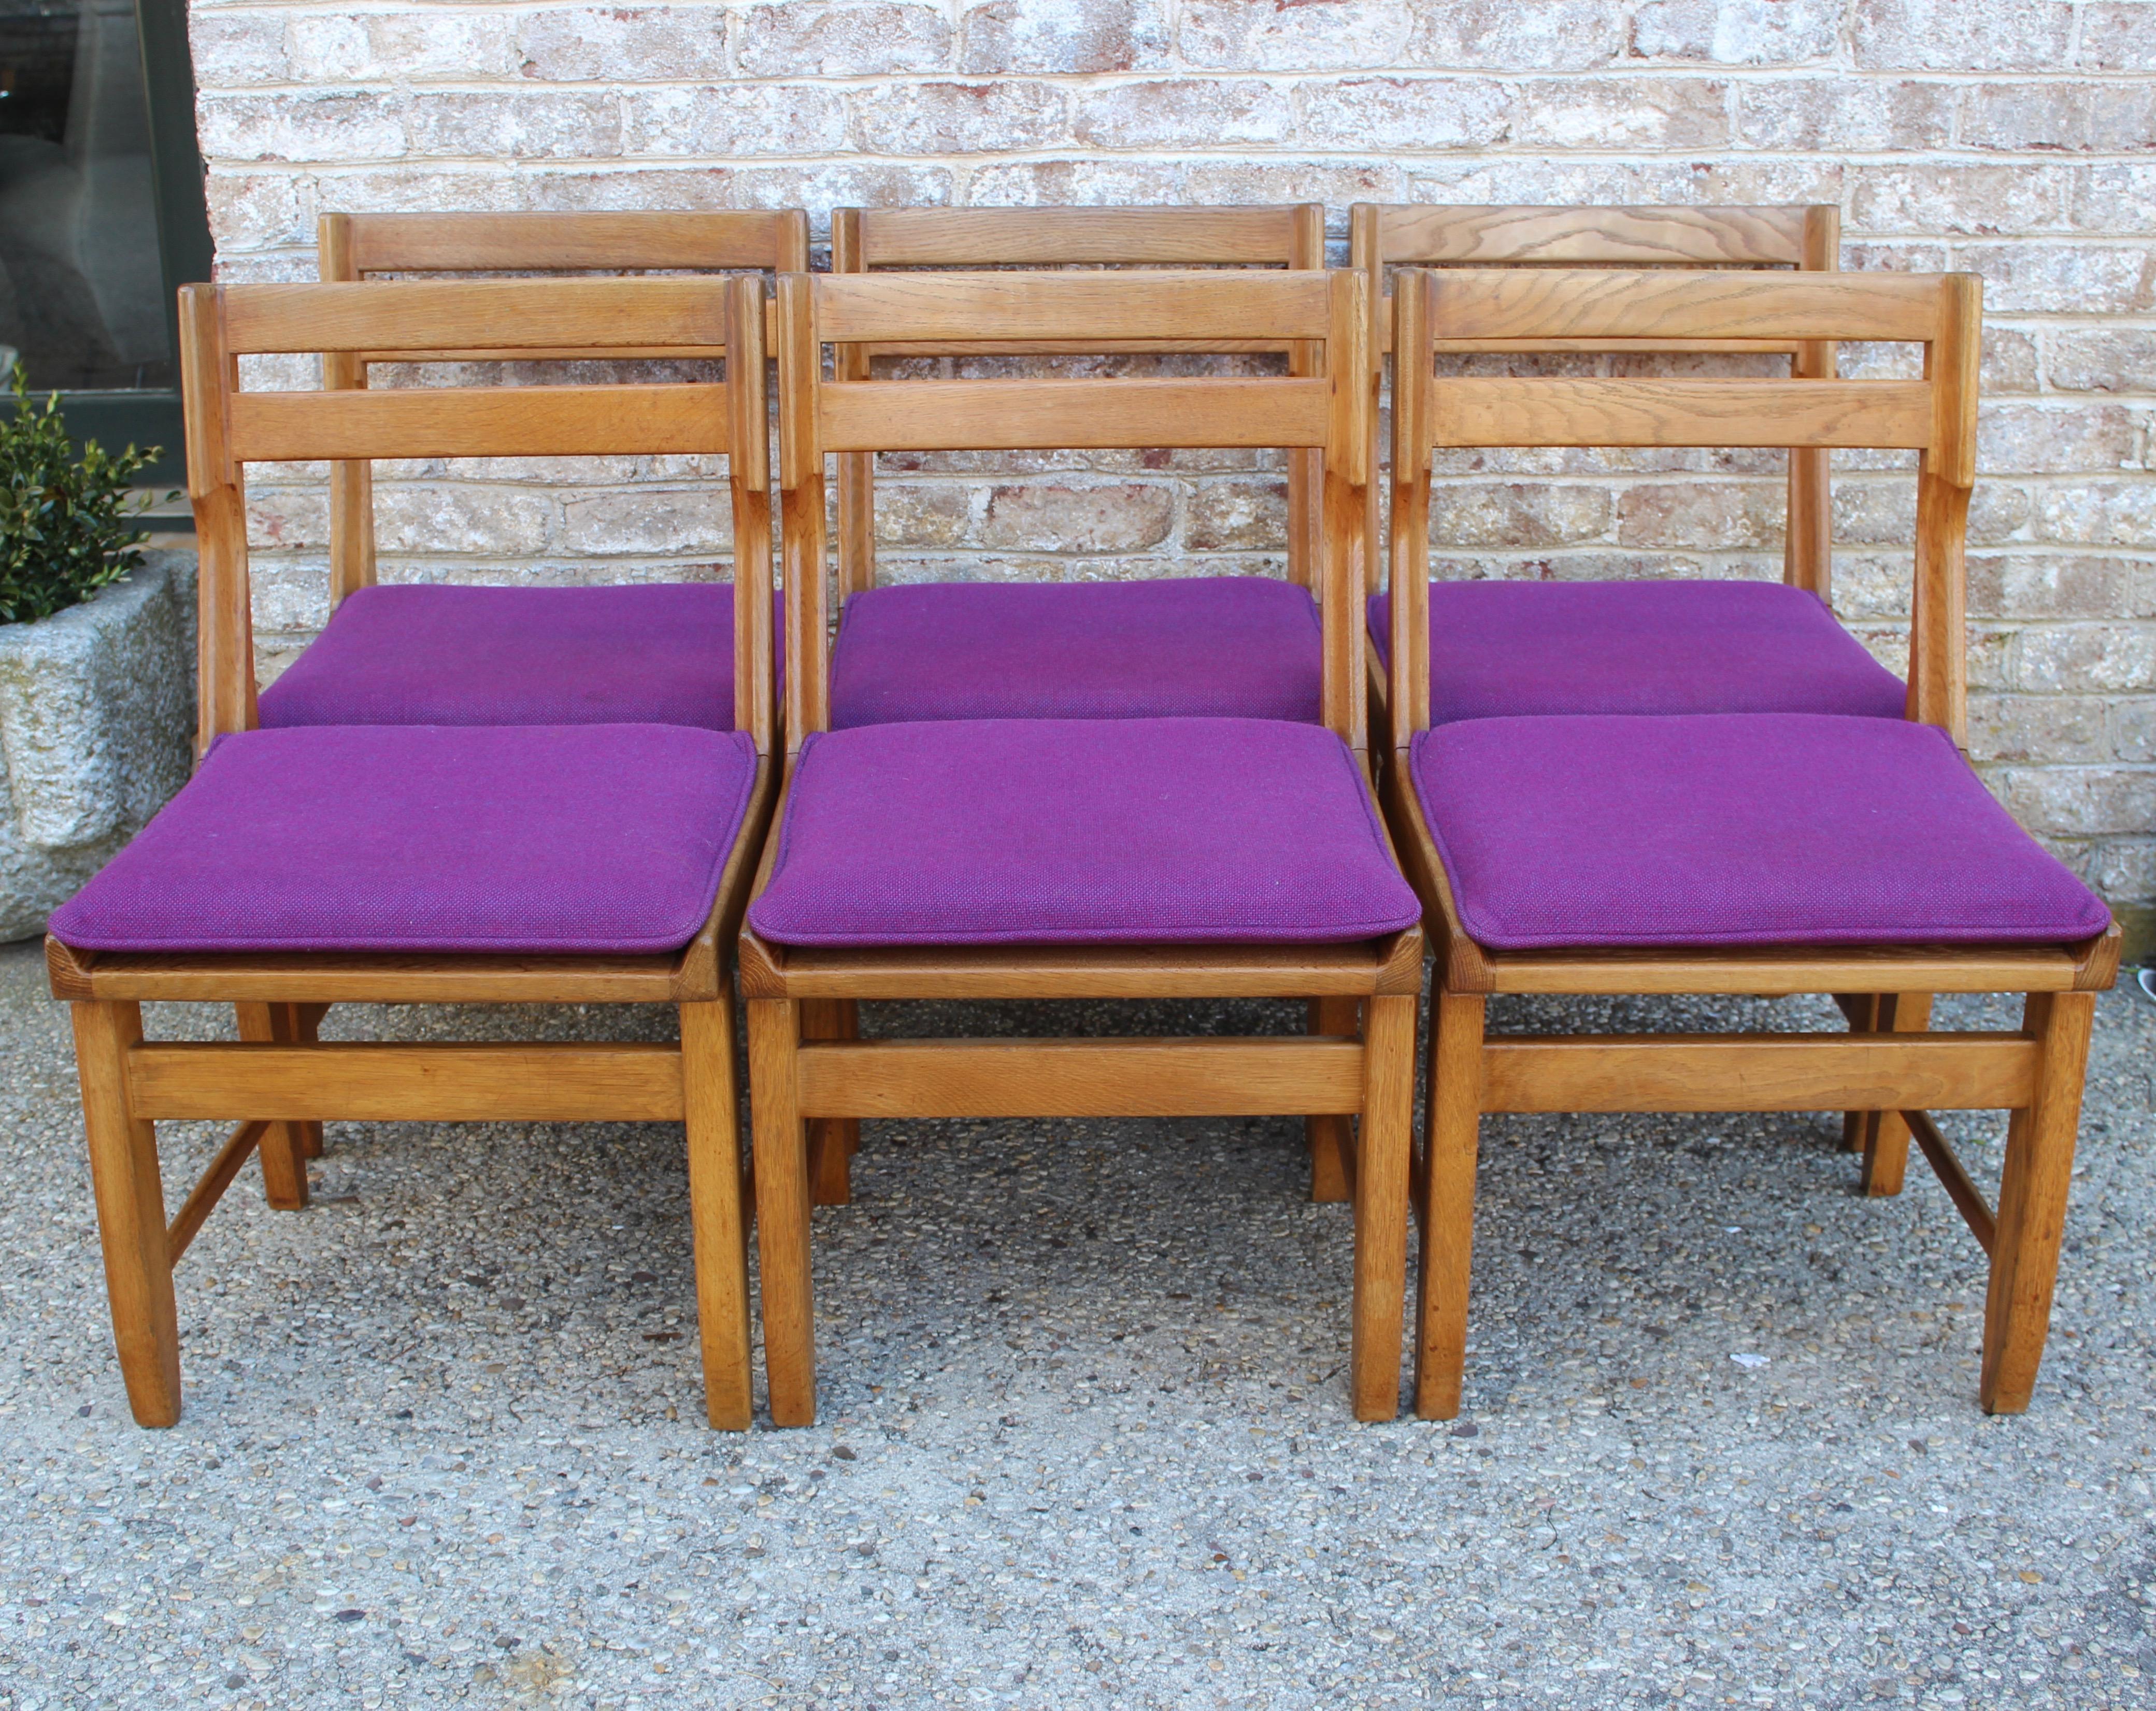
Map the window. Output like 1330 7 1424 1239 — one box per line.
0 0 209 476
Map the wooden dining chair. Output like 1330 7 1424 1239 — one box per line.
744 266 1425 1427
1380 266 2119 1420
819 204 1349 1210
46 275 778 1431
1354 203 1923 1174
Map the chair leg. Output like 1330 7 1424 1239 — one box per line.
1413 991 1485 1421
234 1003 310 1211
1980 991 2095 1415
290 1003 327 1159
1350 994 1415 1422
72 1001 181 1428
801 997 858 1207
1859 992 1931 1197
1305 997 1358 1203
749 998 816 1427
1836 993 1877 1152
682 996 752 1430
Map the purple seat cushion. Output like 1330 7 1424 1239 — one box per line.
1412 714 2111 950
828 578 1322 728
258 583 765 730
749 718 1419 946
1368 580 1908 723
49 724 759 954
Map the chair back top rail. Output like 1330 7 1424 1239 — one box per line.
1359 203 1818 268
843 204 1323 268
1388 266 1981 748
225 278 736 355
323 209 810 278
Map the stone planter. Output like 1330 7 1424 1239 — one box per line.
0 549 197 940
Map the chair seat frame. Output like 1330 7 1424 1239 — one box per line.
48 274 779 1431
1378 265 2121 1420
747 266 1426 1426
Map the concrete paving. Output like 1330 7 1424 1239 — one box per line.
0 936 2150 1708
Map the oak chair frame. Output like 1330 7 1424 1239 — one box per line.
47 275 779 1431
744 266 1426 1426
318 208 810 607
819 204 1337 1210
1380 266 2120 1420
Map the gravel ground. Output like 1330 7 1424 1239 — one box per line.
0 935 2151 1708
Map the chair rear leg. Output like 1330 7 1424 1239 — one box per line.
749 999 817 1427
682 996 752 1430
801 997 858 1206
1836 993 1878 1152
1305 997 1358 1203
290 1003 328 1159
1350 994 1415 1422
72 1001 182 1427
235 1003 310 1210
1980 991 2096 1415
1413 991 1485 1421
1858 992 1931 1196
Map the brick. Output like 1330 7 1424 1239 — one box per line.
970 157 1403 210
2071 165 2156 233
2049 330 2156 395
1185 479 1287 551
853 82 1068 154
205 173 309 252
1853 0 2074 72
736 3 951 76
1180 0 1413 72
960 0 1170 74
190 12 291 84
979 482 1174 552
1405 155 1839 210
1967 554 2133 622
524 163 954 215
1960 81 2156 153
1978 404 2142 476
2114 703 2156 765
1616 482 1782 551
871 485 974 548
1512 78 1730 151
1849 164 2069 236
1075 80 1291 149
1410 0 1623 71
1734 78 1953 151
402 93 624 161
374 486 556 557
1629 0 1841 65
1966 692 2110 764
198 94 406 164
557 489 734 557
623 86 851 157
1294 78 1509 151
2078 5 2156 73
2085 838 2156 903
1438 484 1611 550
1979 327 2041 395
2033 484 2156 548
2016 622 2156 694
1996 763 2156 838
519 8 729 82
1953 244 2156 317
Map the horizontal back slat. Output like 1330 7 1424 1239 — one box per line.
812 270 1331 344
1381 204 1808 266
345 210 796 274
856 206 1304 266
229 385 732 463
1425 378 1933 452
224 280 731 354
1426 269 1943 343
821 377 1329 454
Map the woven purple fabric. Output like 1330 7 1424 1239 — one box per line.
49 724 759 954
1412 714 2111 950
1368 580 1908 723
749 718 1419 946
258 583 769 731
827 578 1322 728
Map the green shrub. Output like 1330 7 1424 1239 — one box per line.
0 362 163 625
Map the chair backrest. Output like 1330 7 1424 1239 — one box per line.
1351 203 1840 601
1387 268 1980 747
316 210 808 604
777 268 1368 749
179 275 774 755
829 205 1327 601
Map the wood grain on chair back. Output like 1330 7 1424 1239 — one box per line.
317 210 807 605
179 276 774 754
1387 267 1981 749
777 268 1369 749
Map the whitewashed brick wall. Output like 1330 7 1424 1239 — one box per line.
190 0 2156 948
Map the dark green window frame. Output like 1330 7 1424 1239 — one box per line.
4 0 210 484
